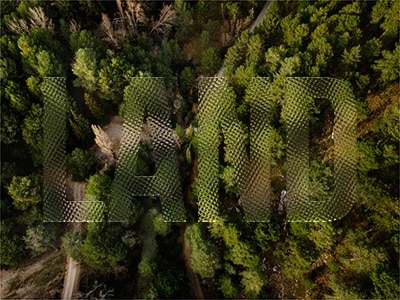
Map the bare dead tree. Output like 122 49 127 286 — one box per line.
221 8 254 46
92 125 117 163
69 19 81 33
7 17 29 35
8 6 55 35
115 0 125 20
99 13 120 48
149 4 176 36
125 0 148 36
29 6 55 34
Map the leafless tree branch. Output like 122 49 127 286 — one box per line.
149 4 176 36
29 6 54 34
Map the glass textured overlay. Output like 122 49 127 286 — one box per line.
43 77 104 222
245 77 274 221
198 77 273 222
109 77 186 222
283 77 357 222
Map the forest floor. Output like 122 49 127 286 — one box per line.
0 250 65 299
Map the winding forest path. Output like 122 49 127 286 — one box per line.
61 181 84 300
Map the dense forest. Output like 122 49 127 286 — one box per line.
1 0 399 299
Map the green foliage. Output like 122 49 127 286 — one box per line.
0 1 398 297
0 222 24 268
226 241 260 269
326 274 364 299
240 269 265 298
371 0 400 38
275 238 312 280
308 222 337 251
185 224 221 278
69 109 93 143
373 45 400 85
26 76 42 98
373 102 400 142
341 45 361 68
360 177 399 235
357 141 381 174
371 269 400 299
264 45 287 75
200 47 221 75
4 80 30 113
17 29 66 77
138 258 156 279
308 160 334 202
254 222 280 251
0 54 17 80
22 103 43 165
84 93 104 121
61 231 84 262
175 124 186 140
160 39 182 73
218 275 238 298
179 67 196 95
69 30 105 57
327 261 339 272
36 50 66 77
72 47 98 92
66 148 97 182
234 63 257 89
86 173 112 204
1 102 20 145
281 15 309 50
97 54 136 104
155 269 182 298
219 166 237 194
141 283 158 300
174 0 193 43
23 224 54 256
81 222 128 270
336 229 385 275
150 209 171 237
8 174 42 210
208 220 266 297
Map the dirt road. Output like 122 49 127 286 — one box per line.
61 257 80 300
61 182 84 300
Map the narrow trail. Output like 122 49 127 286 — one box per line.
62 257 81 300
61 182 85 300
